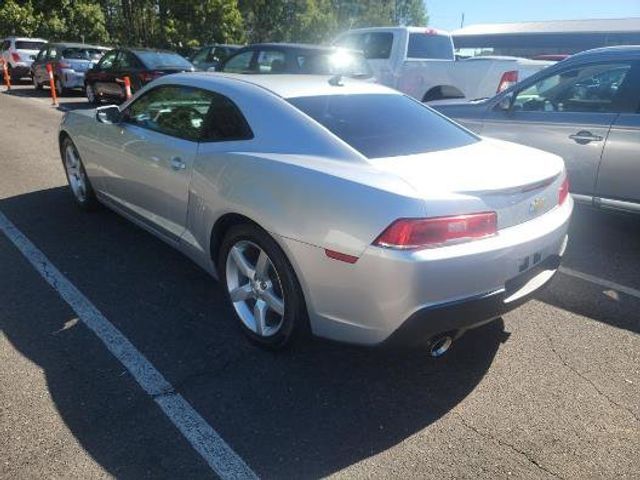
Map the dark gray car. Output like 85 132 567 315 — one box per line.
434 46 640 214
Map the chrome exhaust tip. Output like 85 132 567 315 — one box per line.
428 335 453 358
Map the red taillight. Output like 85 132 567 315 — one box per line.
374 212 498 249
58 61 71 69
11 52 20 62
139 71 163 83
558 176 570 205
497 70 518 93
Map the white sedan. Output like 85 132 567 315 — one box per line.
58 73 573 356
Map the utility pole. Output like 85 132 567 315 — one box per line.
460 12 465 28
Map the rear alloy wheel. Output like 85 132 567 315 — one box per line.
219 224 308 349
61 137 98 210
86 84 99 105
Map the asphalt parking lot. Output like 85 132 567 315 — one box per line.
1 82 639 479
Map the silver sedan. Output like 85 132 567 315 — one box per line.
58 73 572 355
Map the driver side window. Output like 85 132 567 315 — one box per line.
513 62 633 114
124 85 215 141
98 50 117 70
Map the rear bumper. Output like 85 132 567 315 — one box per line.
382 254 560 348
279 198 573 347
10 64 31 77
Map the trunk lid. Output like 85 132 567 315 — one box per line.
369 138 565 229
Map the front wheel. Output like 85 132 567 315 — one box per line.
61 137 99 210
219 224 309 349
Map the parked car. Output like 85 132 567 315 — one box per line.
84 48 195 104
58 73 572 355
31 42 109 96
433 46 640 214
216 43 374 79
333 27 552 102
189 44 241 71
0 37 47 81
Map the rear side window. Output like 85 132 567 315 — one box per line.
288 94 477 158
201 94 253 142
407 33 454 60
16 41 45 50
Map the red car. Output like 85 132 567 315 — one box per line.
84 48 194 104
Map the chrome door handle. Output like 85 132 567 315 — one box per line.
569 131 603 144
170 157 186 171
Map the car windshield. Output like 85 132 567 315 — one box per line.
407 33 454 60
62 48 106 60
16 41 45 50
288 94 477 158
136 51 192 69
298 50 373 78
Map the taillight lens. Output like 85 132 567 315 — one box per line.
11 52 20 62
374 212 498 249
558 176 570 205
497 70 518 93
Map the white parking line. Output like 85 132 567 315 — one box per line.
0 211 258 480
559 266 640 300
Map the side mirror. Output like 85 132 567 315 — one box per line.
96 105 122 124
496 92 514 112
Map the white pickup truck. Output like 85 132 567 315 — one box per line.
334 26 553 102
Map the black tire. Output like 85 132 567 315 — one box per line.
218 223 309 349
55 77 67 97
60 136 99 211
32 74 43 90
86 83 99 105
8 65 19 83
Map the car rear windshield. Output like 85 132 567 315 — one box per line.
407 33 454 60
288 94 477 158
62 48 106 60
298 51 373 78
136 51 192 69
16 41 45 51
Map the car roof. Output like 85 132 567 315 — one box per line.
567 45 640 61
169 72 398 99
49 42 109 50
5 37 47 43
240 43 339 52
338 26 450 36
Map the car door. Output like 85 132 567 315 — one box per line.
479 60 636 197
594 61 640 208
97 84 216 241
92 50 118 98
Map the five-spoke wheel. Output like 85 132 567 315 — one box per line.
220 224 307 349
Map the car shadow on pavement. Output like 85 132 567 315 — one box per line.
1 187 506 479
536 206 640 336
2 85 94 112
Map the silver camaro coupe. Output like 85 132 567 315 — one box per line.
58 73 573 356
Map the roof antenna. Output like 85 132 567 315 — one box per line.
328 74 344 86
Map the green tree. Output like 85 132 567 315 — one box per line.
0 0 41 37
